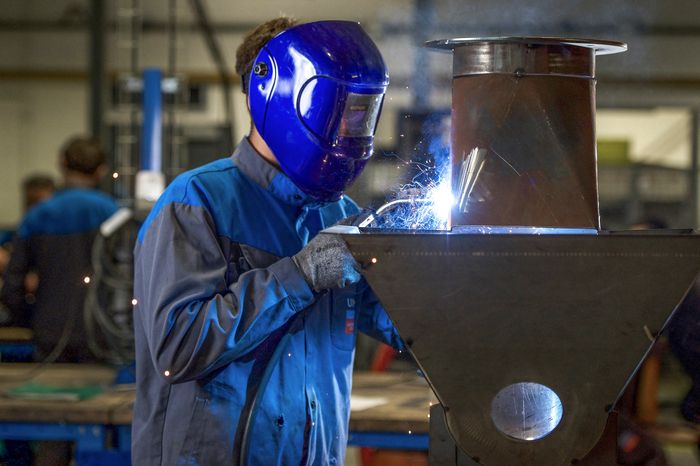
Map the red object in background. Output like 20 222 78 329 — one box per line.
370 343 397 373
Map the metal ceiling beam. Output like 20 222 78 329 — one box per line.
5 19 700 37
379 22 700 38
0 18 257 33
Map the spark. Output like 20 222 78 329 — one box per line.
164 370 170 377
112 172 119 179
131 298 138 306
363 125 454 231
83 276 91 284
362 176 453 230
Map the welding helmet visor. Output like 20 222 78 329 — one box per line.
248 20 389 201
299 78 384 141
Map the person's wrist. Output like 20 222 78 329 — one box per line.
291 251 318 292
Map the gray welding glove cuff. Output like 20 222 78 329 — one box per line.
292 233 361 292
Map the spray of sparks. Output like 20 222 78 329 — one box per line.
363 154 454 231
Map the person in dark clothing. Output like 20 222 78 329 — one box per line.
0 175 55 466
1 136 119 362
0 137 118 466
668 281 700 424
0 174 55 321
22 175 56 213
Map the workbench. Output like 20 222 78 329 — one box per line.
0 328 34 362
0 364 430 465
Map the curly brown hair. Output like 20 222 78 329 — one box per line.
235 16 298 94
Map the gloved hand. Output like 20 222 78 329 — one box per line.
292 233 361 292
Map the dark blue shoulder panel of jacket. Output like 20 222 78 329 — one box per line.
137 157 361 258
137 158 235 244
18 188 120 238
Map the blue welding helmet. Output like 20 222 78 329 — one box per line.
248 21 389 202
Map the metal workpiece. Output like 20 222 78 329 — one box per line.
341 229 700 466
341 35 695 466
436 37 626 230
426 37 626 78
451 73 599 228
453 42 595 79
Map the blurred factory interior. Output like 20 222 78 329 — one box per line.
1 1 700 465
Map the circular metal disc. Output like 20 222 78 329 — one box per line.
425 36 627 55
490 382 564 441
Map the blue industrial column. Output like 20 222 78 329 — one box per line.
135 68 166 207
141 68 163 172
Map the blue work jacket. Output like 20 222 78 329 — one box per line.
132 138 403 466
0 187 119 359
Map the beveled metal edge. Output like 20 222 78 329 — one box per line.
425 36 627 55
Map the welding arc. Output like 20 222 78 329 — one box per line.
456 147 487 214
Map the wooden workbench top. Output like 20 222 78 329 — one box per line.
0 363 126 424
0 364 432 433
350 372 433 433
0 327 33 342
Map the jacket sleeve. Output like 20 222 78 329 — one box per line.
135 196 315 384
0 236 31 325
356 280 405 351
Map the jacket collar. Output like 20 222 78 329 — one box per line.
231 137 322 207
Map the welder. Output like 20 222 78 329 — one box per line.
132 18 403 465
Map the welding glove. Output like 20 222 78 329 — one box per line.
292 233 361 292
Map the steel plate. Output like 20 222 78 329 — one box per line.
340 230 700 466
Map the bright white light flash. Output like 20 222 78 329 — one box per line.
428 180 454 224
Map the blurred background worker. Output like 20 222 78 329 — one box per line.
0 175 57 327
1 136 118 363
21 175 56 214
0 175 55 466
132 18 403 466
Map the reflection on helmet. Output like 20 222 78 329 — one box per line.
249 20 389 202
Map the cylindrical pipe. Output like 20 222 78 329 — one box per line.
141 68 163 172
427 37 626 229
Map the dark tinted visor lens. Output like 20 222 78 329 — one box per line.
338 93 383 138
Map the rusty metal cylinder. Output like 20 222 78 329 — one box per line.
427 37 626 229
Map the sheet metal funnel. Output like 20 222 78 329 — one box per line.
339 229 700 465
336 37 700 466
